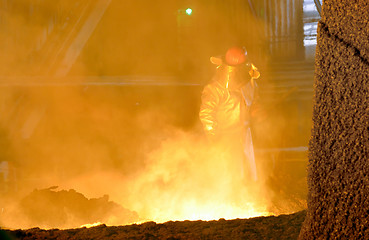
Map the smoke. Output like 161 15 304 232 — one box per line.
49 126 272 224
0 76 310 229
0 82 274 229
0 0 309 230
113 130 270 223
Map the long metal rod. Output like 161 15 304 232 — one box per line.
314 0 322 16
247 0 257 18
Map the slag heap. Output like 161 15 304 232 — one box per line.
16 187 139 229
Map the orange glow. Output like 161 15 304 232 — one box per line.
0 0 308 230
80 222 103 228
111 131 271 224
142 200 270 223
50 130 274 227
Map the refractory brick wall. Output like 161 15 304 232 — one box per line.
299 0 369 238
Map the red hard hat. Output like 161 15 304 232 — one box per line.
225 47 247 66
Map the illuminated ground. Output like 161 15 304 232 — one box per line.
1 210 305 240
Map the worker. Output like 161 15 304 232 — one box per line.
199 46 261 183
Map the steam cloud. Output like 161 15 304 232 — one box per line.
0 0 308 230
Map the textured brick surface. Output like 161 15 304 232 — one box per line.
299 0 369 238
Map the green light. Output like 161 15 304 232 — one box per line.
185 8 192 15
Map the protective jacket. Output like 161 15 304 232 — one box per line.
199 62 260 181
199 63 259 136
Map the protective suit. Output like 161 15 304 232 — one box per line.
199 47 260 182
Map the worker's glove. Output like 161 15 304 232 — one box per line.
249 69 260 79
249 64 260 79
204 125 215 136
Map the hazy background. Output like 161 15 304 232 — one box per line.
0 0 319 229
